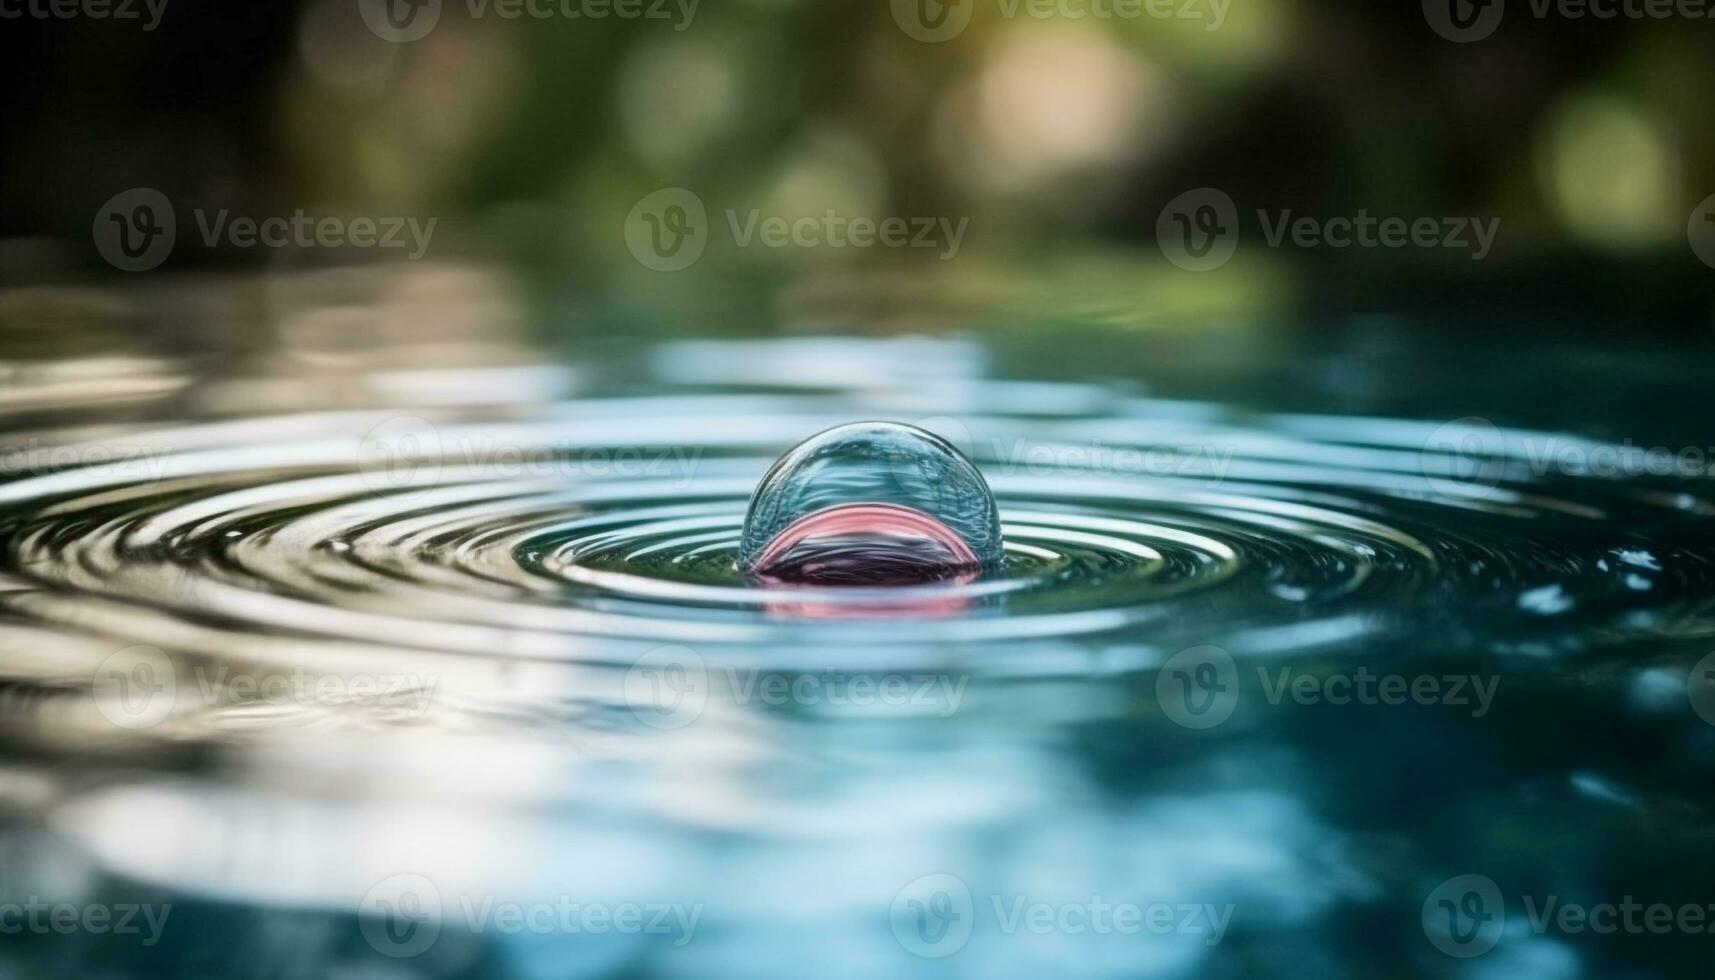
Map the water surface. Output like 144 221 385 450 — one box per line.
1 290 1713 979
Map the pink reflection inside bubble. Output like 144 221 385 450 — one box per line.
748 503 979 617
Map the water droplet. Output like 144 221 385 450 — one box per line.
739 422 1003 585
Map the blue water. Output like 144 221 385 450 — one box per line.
1 306 1714 979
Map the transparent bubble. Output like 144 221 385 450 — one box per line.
739 422 1004 585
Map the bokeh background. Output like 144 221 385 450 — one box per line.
4 0 1715 340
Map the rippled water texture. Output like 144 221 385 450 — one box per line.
2 322 1714 978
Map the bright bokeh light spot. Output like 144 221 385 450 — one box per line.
1538 94 1681 250
755 128 888 254
619 37 741 167
937 25 1169 198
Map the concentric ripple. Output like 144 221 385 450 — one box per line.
4 338 1715 685
5 334 1715 980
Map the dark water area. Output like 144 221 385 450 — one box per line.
1 277 1714 979
749 533 977 587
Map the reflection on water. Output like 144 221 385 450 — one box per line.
1 268 1714 978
